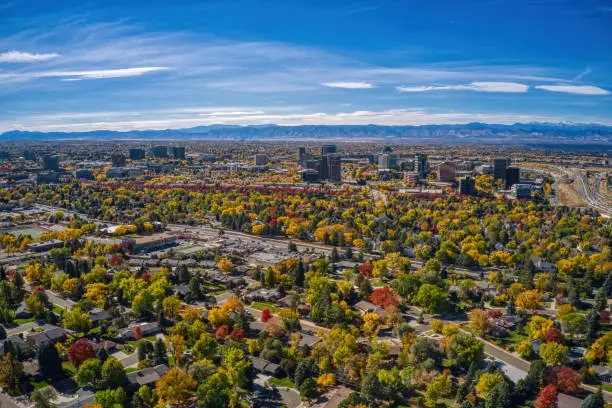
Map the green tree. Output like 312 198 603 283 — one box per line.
31 386 58 408
101 357 126 388
540 342 568 366
0 353 24 395
76 358 103 389
413 284 447 313
448 333 484 367
197 373 231 408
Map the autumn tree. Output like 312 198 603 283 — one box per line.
534 385 558 408
470 308 489 336
516 289 541 312
370 287 399 309
68 338 95 368
548 366 581 393
540 342 568 366
155 367 197 406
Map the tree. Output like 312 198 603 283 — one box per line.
76 358 103 389
68 338 95 368
426 373 452 407
31 386 58 408
485 380 512 408
544 327 565 344
162 295 181 321
413 284 447 313
197 373 231 408
299 378 318 400
101 357 126 389
94 387 126 408
261 308 272 322
470 308 489 336
360 372 382 403
448 333 484 367
540 342 568 366
0 353 24 395
534 385 558 408
38 342 63 379
63 307 92 333
218 257 233 274
154 338 168 366
516 289 541 312
548 366 581 393
475 372 504 398
295 359 319 388
370 287 399 309
192 333 218 361
155 367 197 406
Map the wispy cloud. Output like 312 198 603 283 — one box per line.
0 50 60 62
321 81 375 89
4 106 610 133
0 67 169 82
572 67 592 81
535 84 610 95
397 81 529 93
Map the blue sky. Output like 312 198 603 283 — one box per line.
1 0 611 132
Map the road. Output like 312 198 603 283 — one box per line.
572 169 611 217
0 392 26 408
6 321 39 337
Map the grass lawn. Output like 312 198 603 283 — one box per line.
62 361 77 375
489 327 529 350
14 316 36 325
52 304 65 314
250 302 281 313
29 379 49 391
602 384 612 393
125 367 139 373
269 377 295 388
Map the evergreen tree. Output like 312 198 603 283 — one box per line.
153 339 168 366
485 381 512 408
581 389 604 408
586 309 600 341
38 343 63 379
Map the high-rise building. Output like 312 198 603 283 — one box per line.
152 146 169 158
321 144 337 156
319 156 329 180
494 158 511 182
415 154 428 179
437 161 457 182
298 147 306 165
24 150 37 161
0 151 10 159
505 167 520 188
111 153 127 167
129 148 145 160
41 155 60 171
378 154 398 170
459 176 477 195
171 147 186 159
326 154 342 183
254 154 267 166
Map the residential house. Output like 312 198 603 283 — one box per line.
25 324 67 349
119 322 161 341
88 308 111 326
248 356 281 376
127 364 169 389
593 365 612 383
354 300 386 318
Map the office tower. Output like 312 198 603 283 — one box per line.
437 161 457 182
41 155 60 171
378 153 397 170
171 147 186 159
415 154 428 179
505 167 520 188
494 158 511 182
129 148 145 160
24 150 37 161
326 154 342 182
111 153 127 167
298 147 306 165
319 156 329 180
321 144 337 155
152 146 169 158
74 169 94 180
301 169 320 182
459 176 477 195
254 154 267 166
0 151 10 159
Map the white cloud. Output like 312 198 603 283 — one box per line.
4 106 610 133
321 81 375 89
535 84 610 95
397 81 529 93
1 67 169 81
0 50 60 62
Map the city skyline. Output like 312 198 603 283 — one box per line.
1 0 611 133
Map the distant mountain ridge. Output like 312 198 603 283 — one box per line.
2 122 612 144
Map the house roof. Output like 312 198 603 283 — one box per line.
127 364 169 386
299 333 322 348
26 324 66 347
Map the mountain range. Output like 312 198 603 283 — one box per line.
2 122 612 145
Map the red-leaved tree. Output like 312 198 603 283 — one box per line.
67 338 95 368
261 308 272 323
534 385 558 408
229 328 245 341
215 324 230 339
359 262 373 278
370 287 399 309
133 326 143 340
544 327 565 344
548 366 581 393
109 254 123 267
